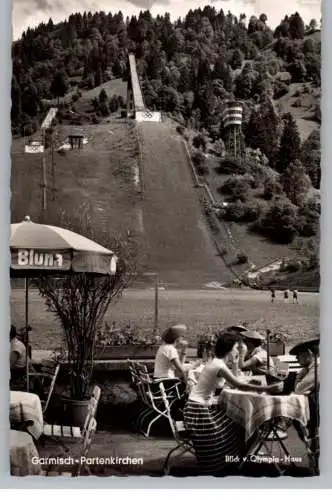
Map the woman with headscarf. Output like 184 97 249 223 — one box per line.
238 330 275 375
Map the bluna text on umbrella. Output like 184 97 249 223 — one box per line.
17 249 64 268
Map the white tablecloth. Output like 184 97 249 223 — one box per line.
219 388 310 441
10 391 43 440
10 430 42 476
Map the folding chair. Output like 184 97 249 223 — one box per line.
159 383 195 475
29 362 60 414
41 417 97 477
42 385 101 452
128 360 183 437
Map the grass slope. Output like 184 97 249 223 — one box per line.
11 120 141 241
47 78 127 111
276 82 320 141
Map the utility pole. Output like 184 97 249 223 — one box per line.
142 272 160 335
50 130 57 202
41 155 47 218
154 274 159 335
40 129 48 221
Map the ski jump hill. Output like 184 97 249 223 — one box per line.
127 54 233 288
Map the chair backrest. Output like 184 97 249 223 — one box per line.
82 385 101 437
43 363 60 414
136 363 152 384
159 382 178 439
128 360 140 386
129 360 152 383
76 417 97 476
128 359 160 408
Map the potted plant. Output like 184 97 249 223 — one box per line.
36 271 128 426
94 323 160 360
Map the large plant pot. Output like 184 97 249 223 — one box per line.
64 399 90 427
94 345 157 360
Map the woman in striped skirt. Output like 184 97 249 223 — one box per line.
184 331 283 476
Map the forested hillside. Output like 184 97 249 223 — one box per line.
11 6 321 285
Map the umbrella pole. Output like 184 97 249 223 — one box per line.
25 277 29 392
266 330 270 372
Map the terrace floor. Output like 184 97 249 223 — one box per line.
36 424 315 478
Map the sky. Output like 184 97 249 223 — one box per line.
12 0 322 40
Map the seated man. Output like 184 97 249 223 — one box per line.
289 338 320 452
10 325 27 390
289 338 320 395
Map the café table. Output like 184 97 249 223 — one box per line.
10 430 42 476
218 388 310 474
10 391 43 441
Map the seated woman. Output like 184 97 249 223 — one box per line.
153 324 188 380
238 330 275 375
187 337 215 392
184 331 283 476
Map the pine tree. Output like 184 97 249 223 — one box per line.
276 113 301 172
21 76 39 117
289 12 305 39
11 76 22 125
230 48 244 70
281 159 311 206
99 88 108 103
245 98 281 164
50 71 68 104
301 130 321 188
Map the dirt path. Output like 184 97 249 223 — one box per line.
138 121 233 287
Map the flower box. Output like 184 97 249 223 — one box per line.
94 345 157 360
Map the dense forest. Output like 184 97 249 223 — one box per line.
11 6 321 268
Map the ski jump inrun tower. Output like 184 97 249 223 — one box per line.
222 100 244 158
127 53 161 122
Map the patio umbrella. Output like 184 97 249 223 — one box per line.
10 215 118 390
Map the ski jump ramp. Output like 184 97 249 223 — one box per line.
127 53 161 122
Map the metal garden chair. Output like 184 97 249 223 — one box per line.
128 360 183 437
159 382 195 475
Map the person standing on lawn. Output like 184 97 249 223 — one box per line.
293 289 299 304
270 288 276 303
